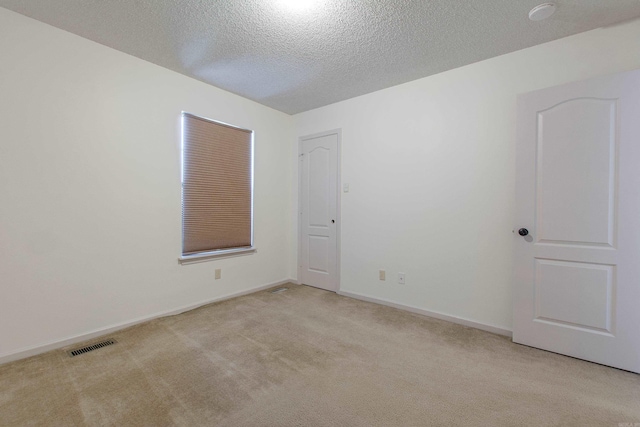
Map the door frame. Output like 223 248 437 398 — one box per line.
297 129 342 292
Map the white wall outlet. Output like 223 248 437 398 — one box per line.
398 273 405 284
343 183 350 193
379 270 386 281
215 269 221 280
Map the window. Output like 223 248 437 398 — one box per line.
180 113 254 260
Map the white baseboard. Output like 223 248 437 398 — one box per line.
337 290 512 337
0 279 294 366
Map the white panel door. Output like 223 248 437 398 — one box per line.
299 132 339 291
513 69 640 373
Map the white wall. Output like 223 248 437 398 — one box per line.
0 8 294 361
294 19 640 332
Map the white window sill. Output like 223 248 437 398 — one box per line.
179 247 256 264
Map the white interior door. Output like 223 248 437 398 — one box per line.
299 131 339 292
513 69 640 373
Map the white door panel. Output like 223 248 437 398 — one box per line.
536 98 617 246
514 69 640 373
299 132 339 291
534 259 614 333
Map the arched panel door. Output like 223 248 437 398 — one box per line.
514 69 640 373
299 131 340 291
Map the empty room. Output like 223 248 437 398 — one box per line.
1 1 639 426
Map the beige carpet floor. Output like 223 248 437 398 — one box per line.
1 283 639 426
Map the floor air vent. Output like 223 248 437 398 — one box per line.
270 287 289 294
68 339 117 357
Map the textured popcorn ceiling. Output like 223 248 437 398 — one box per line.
1 1 640 114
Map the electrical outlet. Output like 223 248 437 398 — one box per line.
215 269 221 280
398 273 405 284
379 270 386 281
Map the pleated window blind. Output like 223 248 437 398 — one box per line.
181 113 253 256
